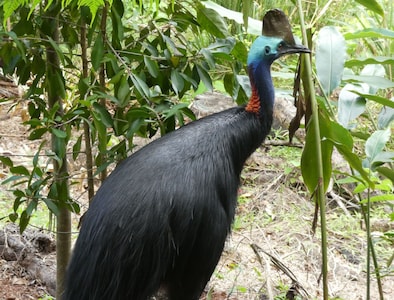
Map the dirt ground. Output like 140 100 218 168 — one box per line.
0 89 393 299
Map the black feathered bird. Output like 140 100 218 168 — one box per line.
63 9 310 300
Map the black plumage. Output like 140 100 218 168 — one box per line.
63 9 309 300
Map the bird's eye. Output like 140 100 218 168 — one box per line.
278 43 283 50
264 46 270 55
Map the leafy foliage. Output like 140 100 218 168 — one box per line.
0 0 246 230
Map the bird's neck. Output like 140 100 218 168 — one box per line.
245 61 275 121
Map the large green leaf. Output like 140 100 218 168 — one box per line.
365 128 391 165
338 83 367 129
355 0 384 16
91 33 105 71
344 28 394 40
144 56 159 78
378 106 394 129
93 102 114 128
342 74 394 89
202 0 261 35
376 167 394 185
351 92 394 109
315 26 346 96
301 113 333 194
197 3 229 38
345 56 394 68
196 65 213 91
170 69 185 95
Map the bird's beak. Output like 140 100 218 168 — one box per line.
279 43 310 56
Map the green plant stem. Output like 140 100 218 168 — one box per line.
355 182 384 300
296 1 329 299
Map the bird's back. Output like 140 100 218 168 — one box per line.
63 106 267 300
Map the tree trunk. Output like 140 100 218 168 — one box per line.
80 17 95 202
43 2 71 298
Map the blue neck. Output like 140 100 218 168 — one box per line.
247 59 275 119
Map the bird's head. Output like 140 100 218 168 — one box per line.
248 8 310 68
245 9 310 117
247 36 310 67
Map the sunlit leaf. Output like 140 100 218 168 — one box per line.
315 26 346 96
202 0 261 35
344 28 394 40
197 3 229 38
343 74 394 89
355 0 384 16
360 194 394 204
196 65 213 91
345 56 394 68
51 128 67 138
378 106 394 129
365 128 391 164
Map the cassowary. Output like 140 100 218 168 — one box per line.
63 9 310 300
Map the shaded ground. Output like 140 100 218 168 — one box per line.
0 92 393 299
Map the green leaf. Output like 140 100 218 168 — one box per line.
51 128 67 138
378 106 394 129
350 92 394 109
130 73 151 99
197 3 229 38
73 135 83 160
196 65 213 91
116 75 130 107
19 210 31 233
29 128 48 140
92 102 114 128
202 0 261 35
344 28 394 40
200 48 215 69
9 212 18 222
91 33 105 71
338 83 367 129
78 0 105 24
46 70 66 100
43 198 60 216
365 128 391 164
343 75 394 89
10 166 30 176
355 0 384 16
144 56 159 78
171 69 184 95
315 26 346 96
376 167 394 185
345 56 394 68
360 194 394 204
47 36 65 65
0 156 13 167
301 114 333 194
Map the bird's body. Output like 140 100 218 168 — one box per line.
63 10 309 300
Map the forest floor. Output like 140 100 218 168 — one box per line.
0 93 394 300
